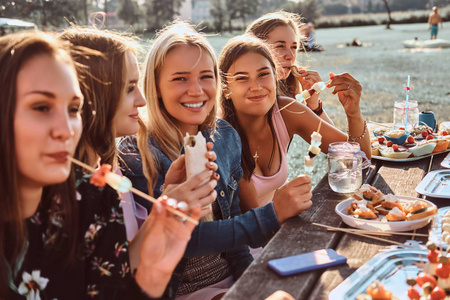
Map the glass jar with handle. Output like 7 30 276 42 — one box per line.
393 100 419 131
327 142 371 193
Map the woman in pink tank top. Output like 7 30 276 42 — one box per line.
219 35 371 214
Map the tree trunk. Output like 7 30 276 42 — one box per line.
104 0 108 28
228 18 232 33
83 0 88 25
382 0 392 29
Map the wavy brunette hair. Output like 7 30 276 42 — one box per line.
0 31 78 296
246 11 306 98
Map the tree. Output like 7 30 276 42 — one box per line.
210 0 225 33
381 0 392 29
224 0 259 32
144 0 183 31
0 0 82 28
283 0 321 24
236 0 260 26
117 0 140 26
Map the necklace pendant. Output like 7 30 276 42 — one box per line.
253 151 259 161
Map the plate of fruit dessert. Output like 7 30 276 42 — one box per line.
371 128 450 162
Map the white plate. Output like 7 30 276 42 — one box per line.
428 207 450 249
372 149 450 162
442 152 450 168
415 170 450 199
335 196 436 232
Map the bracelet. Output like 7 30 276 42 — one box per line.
311 99 323 116
348 119 367 142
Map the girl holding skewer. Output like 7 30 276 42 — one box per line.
246 11 334 124
0 31 200 299
60 27 218 244
119 21 313 299
219 35 371 211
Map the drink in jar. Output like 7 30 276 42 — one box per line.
327 142 370 194
393 100 419 131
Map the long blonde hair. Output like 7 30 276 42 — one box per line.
142 20 220 162
246 11 305 98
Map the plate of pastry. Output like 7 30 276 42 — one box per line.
335 184 437 232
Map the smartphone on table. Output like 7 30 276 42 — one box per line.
267 248 347 276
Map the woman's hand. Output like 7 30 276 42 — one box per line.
265 291 295 300
272 175 312 224
164 142 218 217
134 197 200 298
327 72 362 119
164 170 217 217
165 142 218 186
295 69 322 91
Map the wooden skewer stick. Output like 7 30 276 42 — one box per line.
317 119 323 134
325 227 428 237
326 228 392 236
312 223 413 248
68 156 199 225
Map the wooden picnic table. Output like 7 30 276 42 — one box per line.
222 148 450 300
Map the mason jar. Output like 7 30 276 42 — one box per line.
393 100 419 131
328 142 370 193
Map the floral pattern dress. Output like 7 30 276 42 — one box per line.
9 172 157 300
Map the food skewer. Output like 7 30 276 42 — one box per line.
304 119 323 175
278 67 332 113
68 156 199 225
312 223 414 247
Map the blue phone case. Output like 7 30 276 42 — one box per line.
267 249 347 276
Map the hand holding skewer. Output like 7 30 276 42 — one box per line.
68 156 199 225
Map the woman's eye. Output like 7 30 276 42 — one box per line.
201 75 214 80
275 45 284 49
33 104 50 112
69 105 81 114
127 83 137 93
236 76 248 81
259 72 270 78
172 77 186 82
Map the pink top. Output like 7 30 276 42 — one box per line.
115 168 148 241
251 101 290 206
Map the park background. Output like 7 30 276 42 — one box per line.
2 0 450 187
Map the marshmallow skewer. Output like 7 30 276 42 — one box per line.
278 69 332 113
291 66 331 103
68 156 199 225
304 119 323 175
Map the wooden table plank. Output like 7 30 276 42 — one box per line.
224 152 447 300
223 175 346 299
224 165 376 300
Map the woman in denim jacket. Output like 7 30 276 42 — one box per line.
119 21 312 300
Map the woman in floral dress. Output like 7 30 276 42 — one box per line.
0 31 200 300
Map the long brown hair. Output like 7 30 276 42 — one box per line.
246 11 306 98
60 27 135 166
61 27 158 197
0 31 78 296
219 35 279 180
